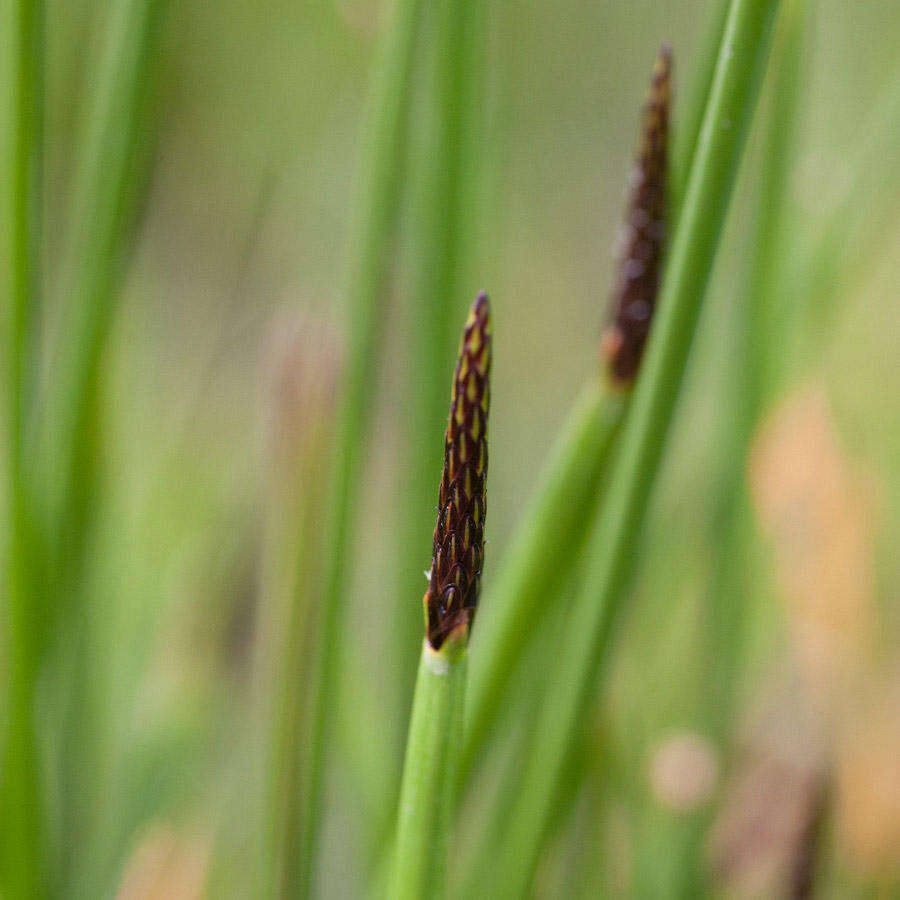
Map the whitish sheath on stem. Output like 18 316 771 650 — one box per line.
462 44 673 787
299 0 426 889
472 0 781 893
392 294 490 900
1 0 44 894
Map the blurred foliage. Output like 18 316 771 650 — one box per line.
2 0 899 895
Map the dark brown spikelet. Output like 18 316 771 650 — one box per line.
424 292 491 650
601 43 672 385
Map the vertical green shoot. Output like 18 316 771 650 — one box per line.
47 0 168 598
392 638 467 900
672 0 730 208
299 0 426 890
1 0 44 895
257 322 339 898
471 0 781 893
397 0 485 762
45 1 169 890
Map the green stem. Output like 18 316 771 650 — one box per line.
474 0 781 892
398 0 484 764
391 638 467 900
672 0 730 209
706 0 806 745
49 0 167 594
45 2 168 891
2 0 44 895
263 409 333 898
298 0 424 890
460 379 624 783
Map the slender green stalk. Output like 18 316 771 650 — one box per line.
43 2 168 891
391 638 467 900
470 0 780 893
672 0 730 208
398 0 485 761
706 0 807 744
48 0 167 597
631 13 806 895
299 0 425 890
1 0 44 894
257 324 338 898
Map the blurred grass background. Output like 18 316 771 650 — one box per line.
3 0 900 895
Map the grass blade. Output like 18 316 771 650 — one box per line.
397 0 486 764
47 0 168 593
672 0 730 207
469 0 781 892
44 1 169 889
257 321 340 897
391 640 468 900
705 0 807 742
1 0 44 893
298 0 426 889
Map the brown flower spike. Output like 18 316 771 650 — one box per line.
601 43 672 385
424 292 491 650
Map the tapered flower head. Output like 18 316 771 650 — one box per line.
601 43 672 385
424 292 491 650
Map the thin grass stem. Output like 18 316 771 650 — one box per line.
47 0 167 597
672 0 730 209
390 638 467 900
468 0 781 892
1 0 44 894
298 0 425 889
397 0 485 769
705 0 807 745
44 2 168 890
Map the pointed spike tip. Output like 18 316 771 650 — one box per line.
601 44 672 386
424 292 492 650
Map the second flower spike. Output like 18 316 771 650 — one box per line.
424 292 492 650
602 43 672 385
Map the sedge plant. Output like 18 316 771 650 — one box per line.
47 1 169 890
2 0 168 890
257 321 340 898
1 0 44 894
299 0 426 890
391 292 491 900
467 0 782 892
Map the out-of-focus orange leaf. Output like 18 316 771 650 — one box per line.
749 385 878 710
116 822 210 900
